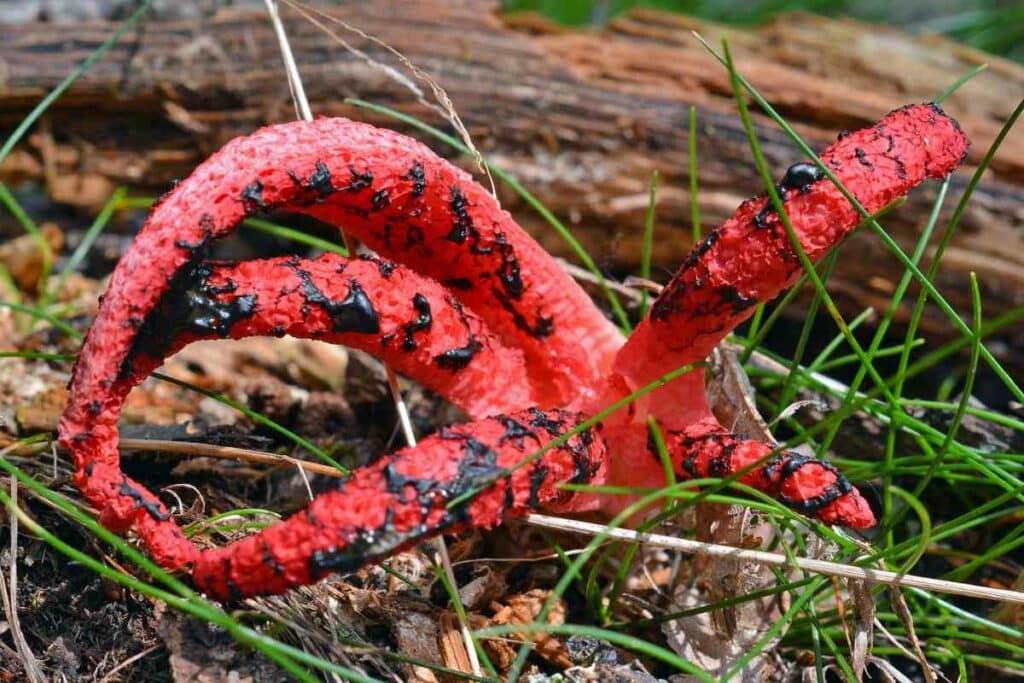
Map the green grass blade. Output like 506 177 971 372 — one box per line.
688 105 702 243
640 170 659 317
0 1 153 166
152 372 346 473
52 187 127 298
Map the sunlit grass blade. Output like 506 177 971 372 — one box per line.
152 372 346 473
242 217 349 256
688 105 701 242
639 170 659 317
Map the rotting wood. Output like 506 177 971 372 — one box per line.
0 0 1021 363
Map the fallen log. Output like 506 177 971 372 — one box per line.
1 0 1022 370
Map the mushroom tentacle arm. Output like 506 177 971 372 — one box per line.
665 418 875 528
64 252 542 571
192 409 607 600
124 253 537 418
613 103 970 387
61 116 622 436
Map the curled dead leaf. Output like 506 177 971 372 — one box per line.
490 589 571 669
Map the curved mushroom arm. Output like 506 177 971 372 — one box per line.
614 104 968 388
665 418 875 528
60 253 541 570
193 409 607 600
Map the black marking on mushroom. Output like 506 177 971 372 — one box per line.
309 509 431 578
402 294 433 351
406 161 426 196
433 295 483 369
492 288 554 338
291 264 380 334
119 479 171 521
447 186 474 244
441 427 506 504
348 167 374 192
372 189 391 210
753 204 776 230
497 415 533 447
718 285 758 314
306 161 335 197
121 261 257 379
707 441 737 478
681 230 719 270
854 147 873 168
773 454 855 513
493 230 524 299
359 254 396 278
568 429 597 484
893 156 908 180
527 408 566 437
241 180 266 212
385 461 443 509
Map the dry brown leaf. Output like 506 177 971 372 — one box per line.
490 589 571 669
0 224 63 292
13 384 66 434
48 173 117 211
470 612 517 672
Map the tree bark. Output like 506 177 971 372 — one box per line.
1 0 1022 366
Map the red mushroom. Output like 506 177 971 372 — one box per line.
60 103 968 598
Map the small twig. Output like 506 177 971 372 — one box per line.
98 644 162 683
385 369 418 451
119 438 342 477
524 513 1024 605
263 0 312 121
283 0 496 196
556 258 646 303
1 477 45 683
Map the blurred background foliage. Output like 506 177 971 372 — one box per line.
502 0 1024 62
